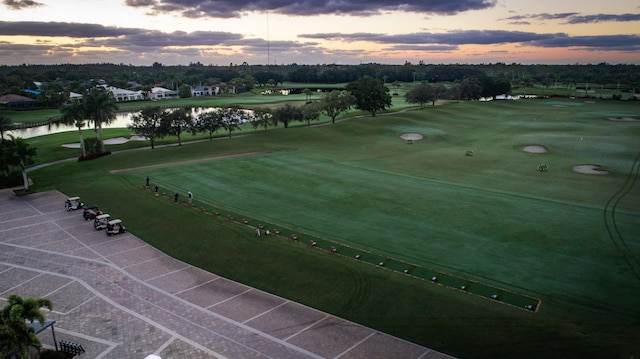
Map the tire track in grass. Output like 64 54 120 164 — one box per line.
335 264 372 316
603 150 640 282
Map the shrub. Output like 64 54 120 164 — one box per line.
78 151 111 161
0 170 22 188
537 163 549 172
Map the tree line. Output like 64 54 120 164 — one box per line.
2 62 638 102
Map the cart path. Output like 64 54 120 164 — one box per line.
109 150 276 174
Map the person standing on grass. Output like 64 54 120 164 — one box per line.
174 192 179 203
146 176 150 187
188 191 193 205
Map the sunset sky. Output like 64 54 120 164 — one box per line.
1 0 639 66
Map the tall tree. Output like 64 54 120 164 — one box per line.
128 106 164 149
84 88 118 152
251 107 273 131
0 115 15 140
319 90 354 124
345 76 392 117
161 107 193 145
404 83 447 108
178 84 192 98
273 104 301 128
194 109 223 140
455 76 483 100
300 102 320 127
59 100 88 157
5 136 37 191
220 106 243 138
0 294 53 359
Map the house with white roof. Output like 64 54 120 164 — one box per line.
69 92 83 102
110 87 144 102
148 87 178 100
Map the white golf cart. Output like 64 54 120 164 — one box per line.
64 197 84 211
105 219 126 236
93 214 110 230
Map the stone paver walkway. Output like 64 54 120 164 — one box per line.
0 189 454 359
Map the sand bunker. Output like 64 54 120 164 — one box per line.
523 145 548 153
62 136 148 148
400 133 423 141
572 164 609 175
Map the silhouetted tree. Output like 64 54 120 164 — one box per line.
129 106 164 149
345 76 392 117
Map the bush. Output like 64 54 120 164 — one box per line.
0 170 23 188
78 151 111 161
537 163 549 172
83 137 102 155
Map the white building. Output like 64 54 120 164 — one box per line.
69 92 83 102
148 87 178 100
110 87 144 102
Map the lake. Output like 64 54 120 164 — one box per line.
8 107 244 139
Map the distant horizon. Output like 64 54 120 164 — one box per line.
4 61 640 67
1 0 639 66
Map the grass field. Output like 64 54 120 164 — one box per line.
25 98 640 358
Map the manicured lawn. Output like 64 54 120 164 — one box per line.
24 99 640 359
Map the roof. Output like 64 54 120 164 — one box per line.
0 94 38 104
151 87 176 93
108 219 122 224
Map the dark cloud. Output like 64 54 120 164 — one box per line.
530 34 640 51
299 30 550 45
0 21 140 37
385 44 458 52
299 30 640 52
125 0 497 18
504 12 640 24
0 21 243 48
3 0 44 10
566 13 640 24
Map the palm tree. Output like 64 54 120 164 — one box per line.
6 135 37 191
60 100 88 157
0 115 15 140
0 294 53 359
84 88 118 152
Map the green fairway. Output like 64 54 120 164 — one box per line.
26 98 640 358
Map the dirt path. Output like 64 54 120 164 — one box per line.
109 150 275 174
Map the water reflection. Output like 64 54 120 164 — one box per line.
9 112 135 139
9 107 229 139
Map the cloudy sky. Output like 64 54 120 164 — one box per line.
1 0 639 66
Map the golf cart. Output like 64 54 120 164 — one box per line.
105 219 126 236
83 204 103 220
94 214 110 230
65 197 84 211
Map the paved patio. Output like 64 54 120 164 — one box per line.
0 189 454 359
